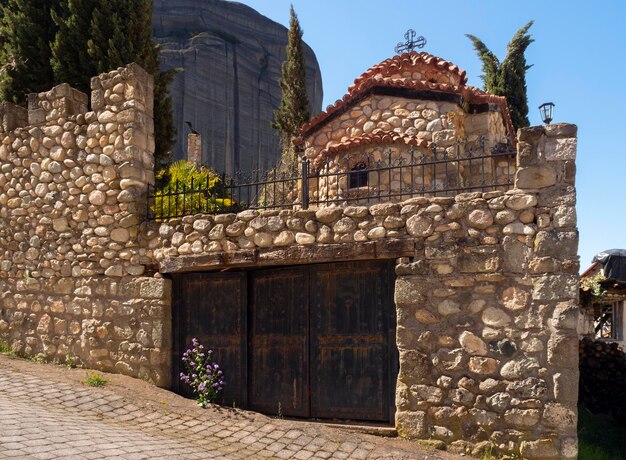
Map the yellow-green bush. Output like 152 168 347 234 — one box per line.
152 161 236 219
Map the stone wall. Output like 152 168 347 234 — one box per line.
0 64 171 386
0 63 154 279
298 93 513 209
0 275 170 385
307 142 513 207
146 124 579 458
0 61 579 457
392 124 578 458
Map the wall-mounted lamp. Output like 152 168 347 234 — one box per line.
538 102 555 125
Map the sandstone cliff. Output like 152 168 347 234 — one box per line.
153 0 323 174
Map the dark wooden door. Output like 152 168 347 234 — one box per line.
248 267 310 417
171 272 247 407
172 260 396 422
310 261 395 422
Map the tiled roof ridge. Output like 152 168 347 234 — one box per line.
349 51 468 93
297 52 516 146
312 129 431 169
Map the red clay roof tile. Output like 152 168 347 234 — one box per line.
299 51 515 147
348 51 468 94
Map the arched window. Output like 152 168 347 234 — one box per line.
349 162 368 188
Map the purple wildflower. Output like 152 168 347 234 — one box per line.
180 338 225 407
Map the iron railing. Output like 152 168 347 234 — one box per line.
147 140 515 220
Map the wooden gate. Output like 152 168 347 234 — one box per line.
171 260 397 422
249 267 310 417
171 271 248 406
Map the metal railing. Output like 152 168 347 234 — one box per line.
147 140 515 220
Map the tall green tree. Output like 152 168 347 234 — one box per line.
466 21 534 131
0 0 59 104
87 1 157 73
50 0 97 94
52 0 175 175
273 5 310 175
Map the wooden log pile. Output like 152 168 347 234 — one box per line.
579 337 626 423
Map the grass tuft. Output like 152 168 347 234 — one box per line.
65 352 76 369
0 340 11 354
0 338 16 357
83 371 108 387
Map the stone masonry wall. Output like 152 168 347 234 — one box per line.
0 63 153 279
299 93 512 210
0 59 579 457
0 276 170 385
307 142 512 207
393 124 578 458
0 64 171 386
146 124 579 458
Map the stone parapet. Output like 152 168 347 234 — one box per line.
147 186 577 277
0 102 28 134
27 83 89 125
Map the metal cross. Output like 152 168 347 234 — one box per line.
395 29 427 54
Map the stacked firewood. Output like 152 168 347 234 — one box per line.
579 338 626 423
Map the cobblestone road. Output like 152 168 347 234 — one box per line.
0 356 460 459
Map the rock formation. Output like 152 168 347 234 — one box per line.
153 0 323 174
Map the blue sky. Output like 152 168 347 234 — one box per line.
236 0 626 270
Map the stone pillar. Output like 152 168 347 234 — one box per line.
187 132 202 165
89 62 156 277
393 123 579 459
91 62 155 187
516 123 579 459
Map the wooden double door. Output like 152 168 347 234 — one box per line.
172 260 397 422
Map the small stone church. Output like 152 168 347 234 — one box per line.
295 51 515 205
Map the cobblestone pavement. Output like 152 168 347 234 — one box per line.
0 356 462 459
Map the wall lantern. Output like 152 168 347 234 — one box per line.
538 102 555 125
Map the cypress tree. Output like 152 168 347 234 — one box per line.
0 0 59 104
50 0 97 93
273 5 310 175
87 0 174 175
466 21 534 131
87 1 158 73
52 0 175 175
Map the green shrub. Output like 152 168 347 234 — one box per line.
152 160 237 219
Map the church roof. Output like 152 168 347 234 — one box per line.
349 52 468 92
298 51 515 142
